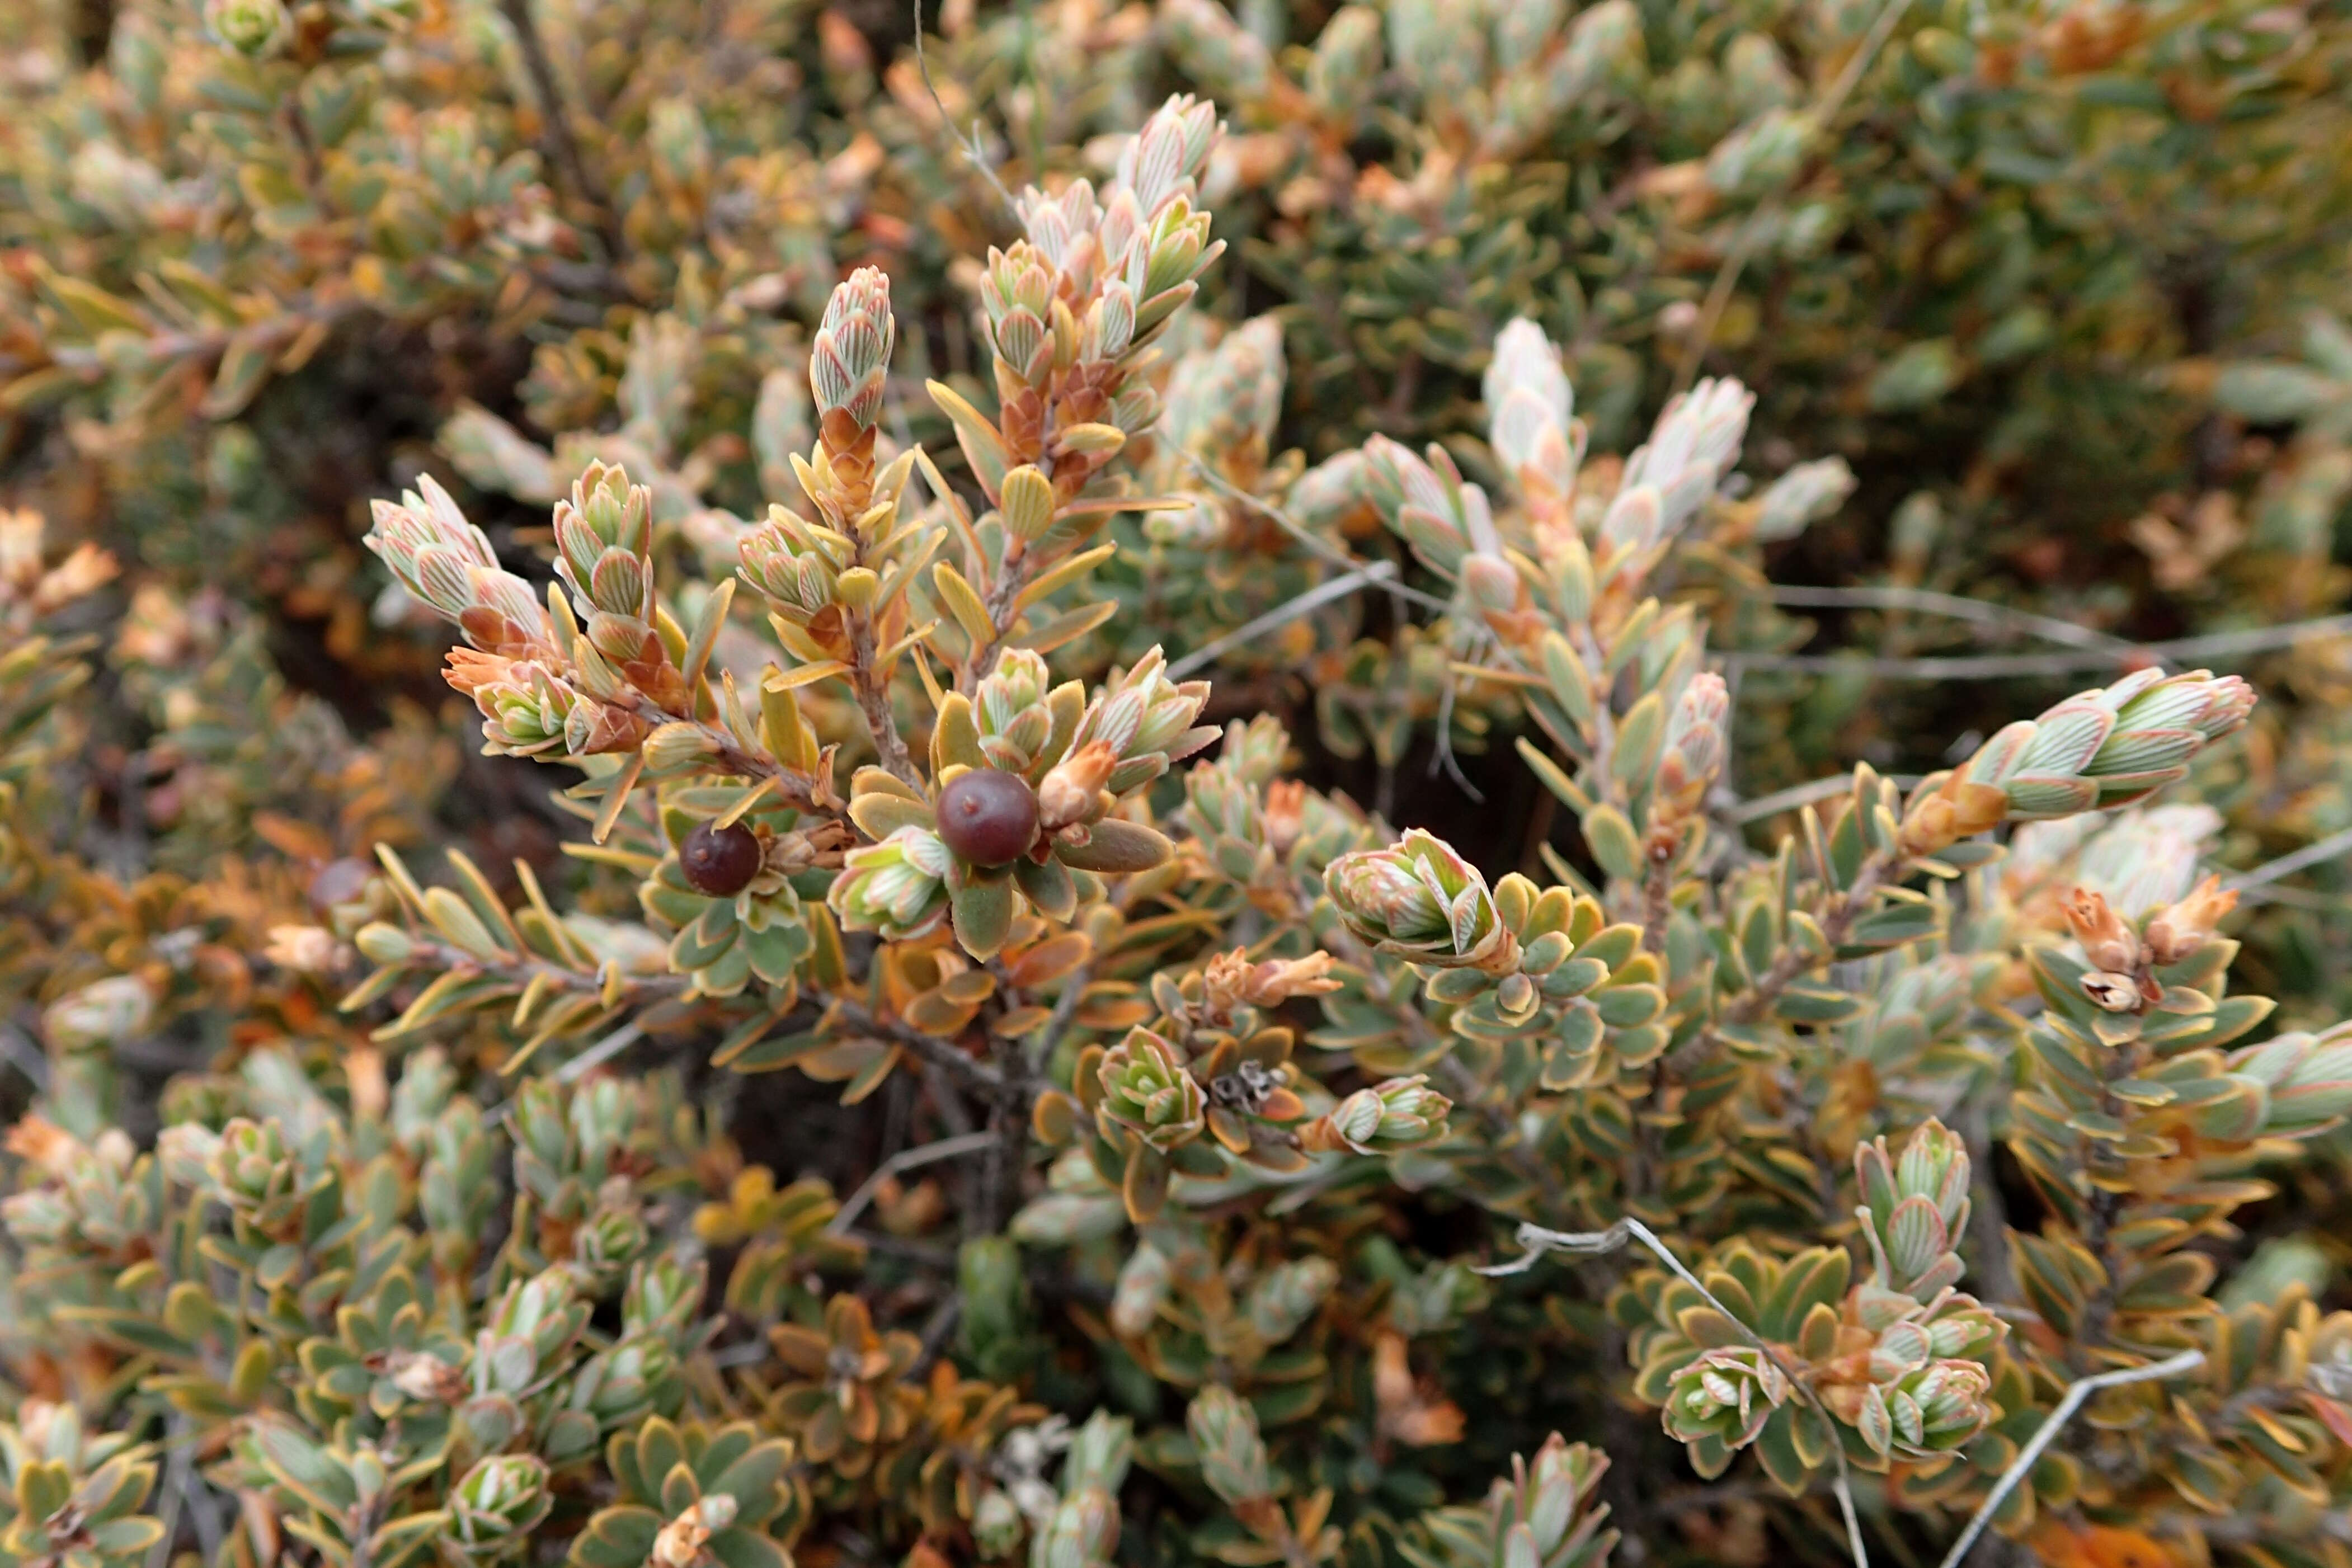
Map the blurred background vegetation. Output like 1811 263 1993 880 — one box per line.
4 4 2352 1557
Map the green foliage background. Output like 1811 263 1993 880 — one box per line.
5 3 2352 1568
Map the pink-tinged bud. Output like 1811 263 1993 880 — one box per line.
1262 779 1306 856
2191 674 2256 742
1484 317 1577 498
262 924 341 974
1301 1075 1452 1155
2143 873 2238 965
827 827 952 939
812 267 896 432
384 1349 468 1402
2061 887 2143 974
1201 948 1341 1014
443 648 514 696
1039 740 1119 831
1460 551 1523 615
1325 830 1517 973
1662 1346 1787 1453
1652 672 1730 827
1854 1117 1971 1303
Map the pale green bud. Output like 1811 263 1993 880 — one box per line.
206 0 290 56
442 1455 552 1559
826 827 952 940
1186 1385 1272 1505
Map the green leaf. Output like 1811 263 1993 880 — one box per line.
951 874 1016 959
1054 820 1173 873
708 1533 789 1568
1774 982 1861 1024
1581 804 1644 883
569 1507 662 1568
1846 900 1940 948
927 380 1010 500
1013 853 1076 920
1753 1406 1815 1495
1610 690 1666 788
1593 983 1663 1028
202 327 275 420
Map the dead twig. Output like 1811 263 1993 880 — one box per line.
1934 1349 2205 1568
827 1129 1001 1237
1482 1218 1873 1568
1728 611 2352 681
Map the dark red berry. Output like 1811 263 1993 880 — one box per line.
681 820 763 896
936 769 1039 866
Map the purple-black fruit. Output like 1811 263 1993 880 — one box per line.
681 820 763 896
937 769 1040 866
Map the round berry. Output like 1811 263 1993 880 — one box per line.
936 769 1040 866
680 820 763 897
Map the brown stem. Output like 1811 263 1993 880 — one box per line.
846 610 921 786
1432 1053 1556 1206
979 1034 1029 1234
1626 1058 1673 1211
1635 847 1903 1206
40 299 362 377
495 0 618 249
966 552 1036 686
1955 1095 2022 1313
2072 1034 2145 1364
829 998 1004 1095
281 99 328 205
1624 907 1697 1217
1639 841 1675 955
410 935 688 1004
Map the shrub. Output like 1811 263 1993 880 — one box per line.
5 5 2352 1568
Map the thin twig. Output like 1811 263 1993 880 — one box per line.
1167 563 1398 679
1952 1094 2021 1314
1481 1218 1871 1568
41 299 363 378
925 1062 979 1136
912 0 1020 219
1672 0 1918 392
1726 611 2352 681
0 1023 50 1093
1934 1349 2205 1568
485 1019 645 1123
1761 585 2138 654
1178 451 1452 613
914 1294 964 1372
1662 847 1903 1079
1032 963 1094 1068
1427 665 1485 801
147 1417 192 1568
846 609 923 785
2224 823 2352 896
827 1130 999 1237
554 1020 645 1084
496 0 615 244
849 1229 960 1268
1834 1475 1869 1568
829 999 1005 1093
1722 772 1924 825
